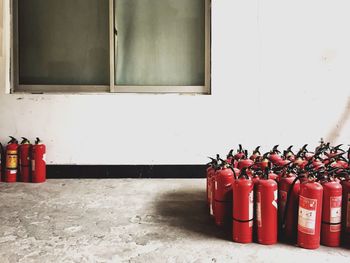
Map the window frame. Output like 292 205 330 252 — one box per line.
11 0 211 94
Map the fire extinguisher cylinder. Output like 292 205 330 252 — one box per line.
278 174 300 243
19 137 32 183
5 136 19 183
256 175 278 245
297 180 323 249
214 166 235 227
232 171 254 243
321 181 342 247
31 137 46 183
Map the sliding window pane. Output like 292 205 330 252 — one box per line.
18 0 109 85
115 0 205 86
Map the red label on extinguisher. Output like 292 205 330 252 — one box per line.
330 196 342 232
298 196 317 235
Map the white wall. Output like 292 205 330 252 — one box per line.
0 0 350 165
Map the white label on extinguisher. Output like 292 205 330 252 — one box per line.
210 188 214 216
298 195 317 235
10 170 17 174
330 196 342 232
272 190 278 209
347 194 350 229
256 192 262 227
249 190 254 227
249 190 254 219
43 154 46 163
32 160 35 172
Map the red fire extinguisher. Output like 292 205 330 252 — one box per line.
5 136 19 183
279 171 300 243
256 168 278 245
19 137 32 182
214 163 236 227
232 168 254 243
320 178 342 247
341 175 350 246
297 177 323 249
31 137 46 183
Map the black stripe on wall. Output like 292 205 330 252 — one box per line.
47 165 206 179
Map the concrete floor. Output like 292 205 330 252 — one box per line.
0 179 349 263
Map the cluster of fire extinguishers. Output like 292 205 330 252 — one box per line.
0 136 46 183
206 142 350 249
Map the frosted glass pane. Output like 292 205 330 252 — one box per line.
18 0 109 85
115 0 205 86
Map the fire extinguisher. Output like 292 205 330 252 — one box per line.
279 170 300 243
232 168 254 243
19 137 32 182
5 136 19 183
214 162 236 227
340 173 350 246
31 137 46 183
320 177 342 247
256 168 278 245
297 176 323 249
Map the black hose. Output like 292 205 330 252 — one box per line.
281 175 302 230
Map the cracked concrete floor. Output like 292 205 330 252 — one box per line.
0 179 349 263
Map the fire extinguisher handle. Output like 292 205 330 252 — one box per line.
20 137 30 144
253 146 261 154
227 149 234 158
8 136 18 144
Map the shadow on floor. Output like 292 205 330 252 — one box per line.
154 188 231 241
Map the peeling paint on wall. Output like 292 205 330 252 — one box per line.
326 96 350 144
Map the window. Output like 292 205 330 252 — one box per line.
12 0 211 94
